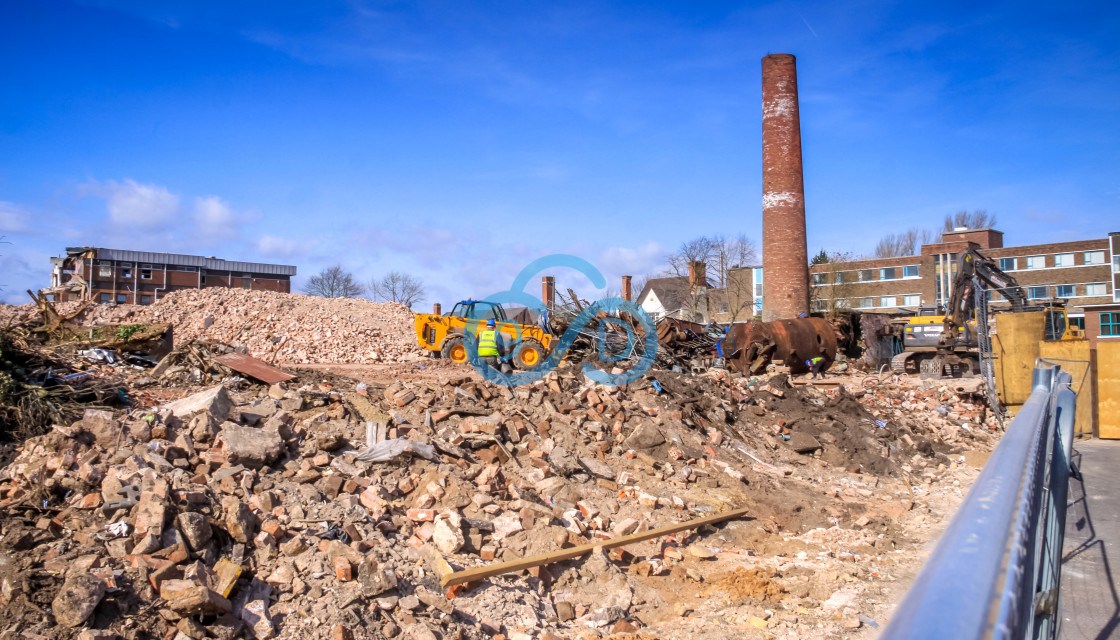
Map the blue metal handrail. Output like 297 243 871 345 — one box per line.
881 362 1076 640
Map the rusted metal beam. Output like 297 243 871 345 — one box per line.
439 506 750 588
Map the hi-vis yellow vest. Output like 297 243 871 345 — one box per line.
477 330 499 356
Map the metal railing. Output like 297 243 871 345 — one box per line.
881 361 1077 640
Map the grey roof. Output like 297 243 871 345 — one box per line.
67 247 297 276
637 276 694 312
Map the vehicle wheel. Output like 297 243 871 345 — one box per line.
514 340 546 370
441 337 468 364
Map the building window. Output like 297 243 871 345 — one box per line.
811 300 826 312
999 258 1016 271
834 272 843 284
858 269 874 282
903 265 919 278
116 293 127 304
99 293 110 303
1056 285 1075 298
175 265 198 272
99 266 111 277
857 297 875 308
718 303 729 314
242 279 251 289
1069 316 1085 331
880 267 896 280
1028 286 1048 299
754 283 763 297
1102 312 1120 337
140 295 152 305
902 294 920 306
1054 253 1074 267
121 267 132 278
1114 255 1120 272
812 273 826 285
880 296 897 307
1086 282 1108 297
1084 251 1105 265
141 268 152 279
1025 255 1045 269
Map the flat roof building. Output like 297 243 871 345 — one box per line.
46 247 297 305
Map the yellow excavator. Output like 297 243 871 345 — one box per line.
414 300 553 369
893 247 1083 378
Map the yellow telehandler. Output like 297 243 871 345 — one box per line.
414 300 553 370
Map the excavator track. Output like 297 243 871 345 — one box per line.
891 352 915 374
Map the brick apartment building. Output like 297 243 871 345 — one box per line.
46 247 297 305
635 229 1119 331
807 229 1120 331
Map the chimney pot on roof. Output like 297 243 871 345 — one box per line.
688 261 707 294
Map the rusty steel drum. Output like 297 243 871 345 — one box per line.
723 317 838 374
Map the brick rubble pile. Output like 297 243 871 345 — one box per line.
0 289 424 365
0 362 1000 639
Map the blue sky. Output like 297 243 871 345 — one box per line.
2 0 1118 307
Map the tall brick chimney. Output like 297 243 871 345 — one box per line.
542 276 555 312
433 303 441 315
688 261 707 293
761 53 810 322
621 275 632 301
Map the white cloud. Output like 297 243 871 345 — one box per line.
257 234 314 259
102 179 180 228
596 240 665 277
194 196 235 227
0 202 30 233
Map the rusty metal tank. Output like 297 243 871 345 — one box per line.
723 317 838 374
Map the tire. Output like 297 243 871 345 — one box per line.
440 337 468 364
513 340 546 370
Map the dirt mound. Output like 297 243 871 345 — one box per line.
708 568 787 602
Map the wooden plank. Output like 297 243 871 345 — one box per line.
214 352 295 384
440 506 750 588
1098 341 1120 439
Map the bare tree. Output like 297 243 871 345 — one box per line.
368 271 425 308
303 265 365 298
874 227 938 258
664 236 718 279
809 251 859 318
664 234 758 288
943 209 996 231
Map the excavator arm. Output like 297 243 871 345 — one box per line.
939 247 1027 348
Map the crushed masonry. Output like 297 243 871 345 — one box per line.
0 288 1002 639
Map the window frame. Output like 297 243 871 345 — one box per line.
999 257 1016 271
1025 255 1045 270
116 293 127 304
140 295 152 305
1101 312 1120 337
1086 282 1108 297
1054 253 1075 267
1084 250 1105 265
880 267 896 281
1055 284 1075 298
880 295 897 308
903 265 919 278
99 292 110 303
1028 286 1048 299
902 294 920 307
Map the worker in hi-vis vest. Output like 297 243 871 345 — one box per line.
476 318 510 372
805 356 825 380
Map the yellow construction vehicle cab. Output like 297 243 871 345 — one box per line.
414 300 554 370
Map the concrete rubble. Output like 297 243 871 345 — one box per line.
0 288 425 365
0 327 1000 639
